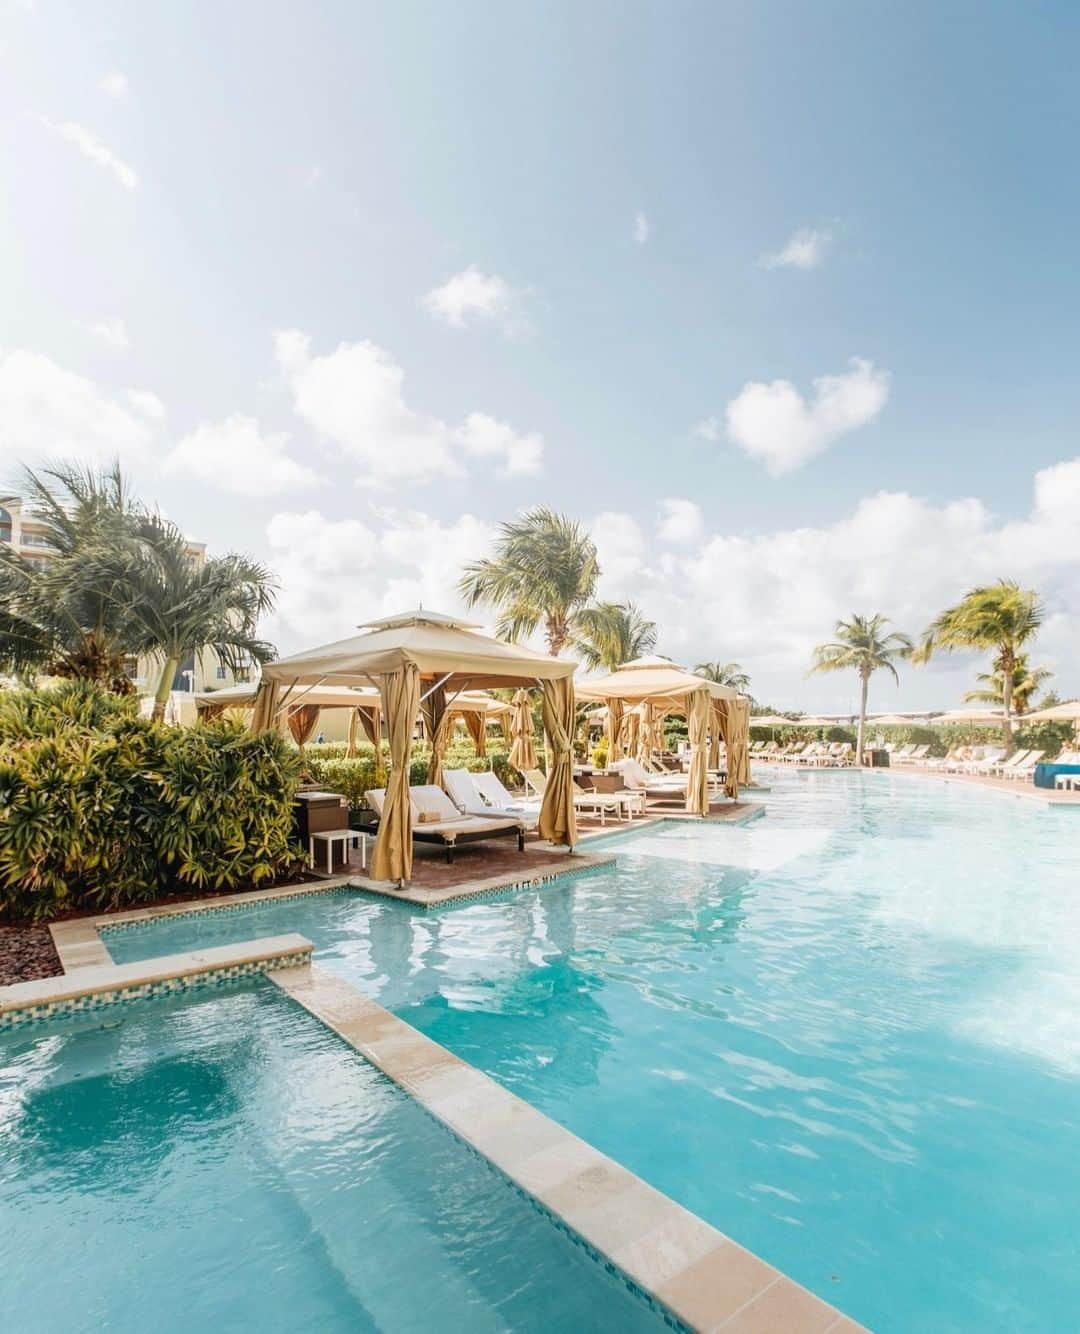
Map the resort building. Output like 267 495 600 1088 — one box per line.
0 495 58 571
0 495 250 702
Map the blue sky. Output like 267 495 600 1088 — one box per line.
3 0 1080 711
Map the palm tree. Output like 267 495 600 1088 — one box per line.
914 580 1044 747
459 508 599 656
695 660 751 693
962 651 1052 717
809 613 913 763
122 513 277 720
0 463 144 691
572 601 657 672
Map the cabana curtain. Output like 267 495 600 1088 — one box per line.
685 688 711 816
422 685 453 786
732 697 751 788
708 703 722 771
607 697 625 764
714 700 736 798
461 709 486 757
371 663 421 884
538 678 576 847
509 689 538 773
250 680 281 733
287 704 320 748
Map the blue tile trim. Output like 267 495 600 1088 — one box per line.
0 949 312 1030
98 884 351 936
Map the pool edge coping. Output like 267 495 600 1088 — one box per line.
0 934 314 1026
271 962 866 1334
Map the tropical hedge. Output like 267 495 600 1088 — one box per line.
302 740 517 811
0 683 303 921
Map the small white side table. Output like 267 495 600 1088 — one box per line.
309 828 366 875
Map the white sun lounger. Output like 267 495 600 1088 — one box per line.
366 785 525 862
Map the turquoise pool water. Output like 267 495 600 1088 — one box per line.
107 771 1080 1331
0 984 665 1333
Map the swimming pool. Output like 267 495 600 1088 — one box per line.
106 771 1080 1331
0 982 666 1333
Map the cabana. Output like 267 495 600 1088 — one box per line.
253 610 576 883
576 657 745 812
197 680 509 756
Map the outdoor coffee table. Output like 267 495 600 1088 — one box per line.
309 828 366 875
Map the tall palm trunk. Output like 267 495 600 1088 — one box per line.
546 612 568 657
1000 644 1014 751
856 669 869 765
152 654 180 722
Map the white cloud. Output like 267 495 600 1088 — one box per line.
164 414 320 496
657 498 704 546
258 456 1080 707
634 211 650 245
0 348 159 466
88 318 129 351
265 506 496 644
725 357 889 476
40 118 137 190
99 71 129 100
304 165 323 188
760 227 831 270
274 330 544 485
126 389 165 421
423 266 525 334
692 417 721 443
591 511 646 597
455 413 543 477
582 456 1080 708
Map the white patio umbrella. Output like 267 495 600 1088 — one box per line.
932 708 1007 724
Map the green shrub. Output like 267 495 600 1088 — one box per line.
304 742 517 810
0 684 302 921
592 737 609 769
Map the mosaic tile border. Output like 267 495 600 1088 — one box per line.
1 939 313 1029
96 882 352 936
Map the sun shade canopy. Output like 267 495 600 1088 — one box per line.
196 680 509 718
1022 700 1080 722
261 611 576 692
575 657 738 706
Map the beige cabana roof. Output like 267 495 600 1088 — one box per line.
195 683 377 711
197 680 509 719
1022 700 1080 723
749 713 794 727
261 610 575 692
576 657 738 706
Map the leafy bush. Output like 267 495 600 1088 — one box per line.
0 684 302 921
303 742 517 811
592 737 609 769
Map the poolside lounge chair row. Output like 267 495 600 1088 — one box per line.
759 741 854 767
913 745 1047 780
